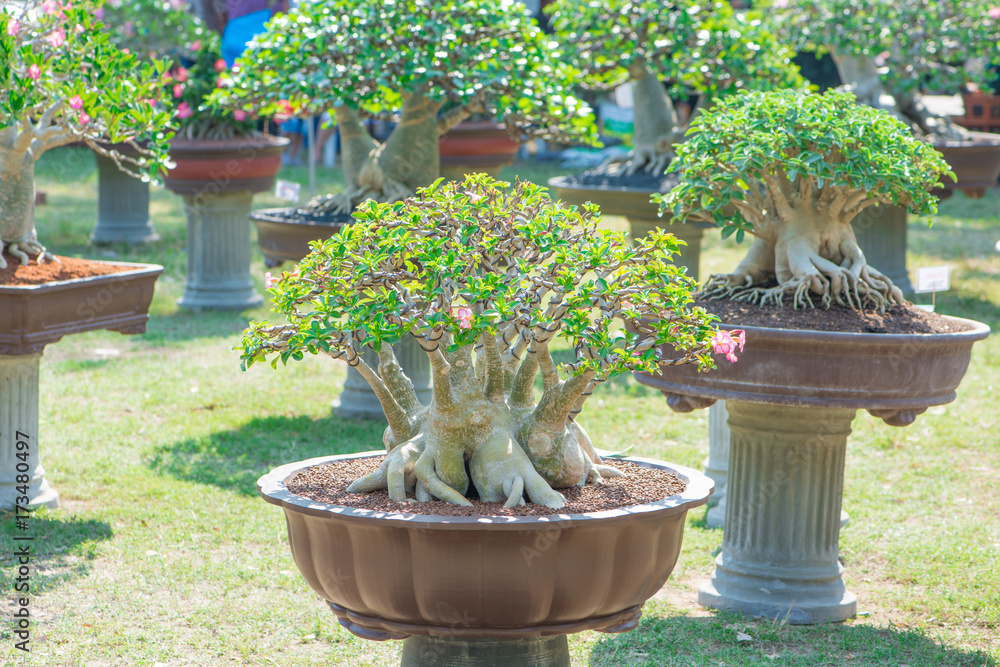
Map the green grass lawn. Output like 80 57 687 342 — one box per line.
2 147 998 666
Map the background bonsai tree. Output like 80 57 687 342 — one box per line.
760 0 1000 141
240 175 724 508
211 0 594 214
0 0 173 267
546 0 808 176
657 89 952 310
100 0 257 140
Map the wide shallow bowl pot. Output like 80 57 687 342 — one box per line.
250 208 347 267
932 131 1000 199
0 261 163 355
636 317 990 426
258 451 713 641
165 136 289 196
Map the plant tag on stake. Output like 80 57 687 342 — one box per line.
914 265 950 311
274 180 301 202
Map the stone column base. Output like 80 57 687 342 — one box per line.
91 153 159 244
1 354 59 510
400 635 570 667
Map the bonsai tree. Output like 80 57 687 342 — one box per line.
211 0 595 214
761 0 1000 140
546 0 808 176
240 175 727 508
0 0 173 268
657 89 953 310
100 0 257 140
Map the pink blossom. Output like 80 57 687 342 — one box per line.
122 47 129 54
47 27 66 48
68 95 83 109
189 40 201 51
41 0 60 15
168 0 185 9
711 329 746 363
264 272 276 289
214 58 227 72
233 109 247 121
773 0 788 6
176 101 193 119
6 20 20 35
123 20 134 36
874 51 890 67
173 83 184 98
75 24 84 33
27 64 41 80
94 7 104 19
452 306 474 329
175 67 189 83
990 7 1000 19
78 112 91 124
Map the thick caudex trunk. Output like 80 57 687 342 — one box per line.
605 61 680 176
0 148 51 269
830 50 967 141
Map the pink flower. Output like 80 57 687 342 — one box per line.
78 112 91 124
264 272 276 289
75 24 84 33
94 7 104 19
47 27 66 48
168 0 185 9
41 0 60 15
773 0 788 6
874 51 890 67
173 83 184 98
176 102 193 119
27 64 41 80
214 58 227 72
175 67 189 83
122 47 129 54
123 20 134 36
7 20 20 35
233 109 247 121
189 40 201 51
452 306 474 329
68 95 83 109
711 329 746 363
990 7 1000 19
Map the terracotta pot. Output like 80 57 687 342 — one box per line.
0 261 163 355
250 208 348 268
439 121 520 179
258 451 712 641
932 131 1000 199
954 92 1000 134
165 135 289 196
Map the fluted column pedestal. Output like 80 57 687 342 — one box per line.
178 191 262 310
704 401 729 525
698 401 857 624
91 152 159 244
851 204 912 296
332 337 433 421
0 354 59 510
400 635 569 667
627 218 704 282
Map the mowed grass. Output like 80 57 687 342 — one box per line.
0 147 997 666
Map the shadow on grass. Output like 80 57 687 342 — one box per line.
138 308 263 345
147 413 386 496
0 515 113 596
590 610 997 667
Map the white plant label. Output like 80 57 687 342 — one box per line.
275 180 301 202
915 265 950 294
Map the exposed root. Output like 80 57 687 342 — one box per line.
0 238 57 269
470 431 566 509
600 138 673 177
347 434 425 503
700 272 760 303
297 178 415 217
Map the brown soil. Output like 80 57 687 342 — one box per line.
0 252 132 286
695 296 975 334
286 456 687 517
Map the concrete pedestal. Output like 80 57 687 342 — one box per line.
705 401 729 525
698 401 857 624
178 191 263 310
332 336 433 421
91 153 159 244
0 354 59 510
400 635 570 667
627 217 705 282
851 204 912 295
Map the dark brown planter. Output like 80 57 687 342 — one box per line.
932 131 1000 199
954 92 1000 134
250 208 347 268
0 261 163 355
439 121 520 179
165 135 289 196
635 317 990 426
258 451 712 642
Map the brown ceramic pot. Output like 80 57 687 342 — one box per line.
932 131 1000 199
165 135 289 196
250 208 347 268
439 121 520 179
258 451 713 641
0 261 163 355
635 316 991 426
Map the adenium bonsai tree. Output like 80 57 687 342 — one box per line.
240 175 726 508
547 0 808 176
0 0 173 268
211 0 594 214
761 0 1000 140
657 89 953 310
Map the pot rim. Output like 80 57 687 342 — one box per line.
0 259 164 293
258 450 714 530
249 206 353 227
712 313 990 345
548 174 659 196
